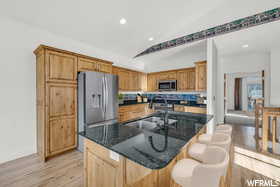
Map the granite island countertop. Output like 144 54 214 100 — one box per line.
80 111 213 169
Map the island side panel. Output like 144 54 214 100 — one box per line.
83 126 208 187
84 138 124 187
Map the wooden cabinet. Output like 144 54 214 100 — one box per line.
97 62 112 74
84 139 124 187
84 127 210 187
113 66 146 91
34 45 112 161
117 68 130 91
195 61 207 91
174 105 206 114
46 50 77 83
158 71 177 80
118 104 152 122
147 73 158 92
48 117 76 155
177 68 196 91
140 73 147 92
78 57 112 73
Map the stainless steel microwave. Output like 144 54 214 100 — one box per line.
158 80 177 91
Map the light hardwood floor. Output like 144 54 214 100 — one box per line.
0 151 83 187
0 125 279 187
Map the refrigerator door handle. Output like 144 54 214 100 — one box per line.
98 94 101 108
105 76 109 114
102 76 106 118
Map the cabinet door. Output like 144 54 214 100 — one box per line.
177 71 187 91
46 50 77 83
130 72 139 91
195 62 207 91
186 68 196 90
98 62 112 74
78 57 97 72
147 74 157 91
167 71 177 79
85 150 120 187
118 69 130 91
47 84 77 118
140 73 147 92
48 117 76 155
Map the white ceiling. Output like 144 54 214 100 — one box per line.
215 21 280 57
134 40 207 72
0 0 279 64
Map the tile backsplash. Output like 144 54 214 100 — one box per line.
121 93 198 102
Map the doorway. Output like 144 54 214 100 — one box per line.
225 71 264 126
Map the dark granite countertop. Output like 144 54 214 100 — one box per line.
119 100 148 106
119 100 206 108
80 111 213 170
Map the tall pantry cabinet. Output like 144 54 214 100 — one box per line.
34 45 112 161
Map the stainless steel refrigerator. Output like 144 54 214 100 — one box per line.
77 71 118 151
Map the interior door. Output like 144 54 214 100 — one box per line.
104 74 118 121
84 72 105 124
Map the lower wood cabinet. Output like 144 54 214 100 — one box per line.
174 105 207 114
118 104 153 122
48 117 76 155
84 139 124 187
83 126 211 187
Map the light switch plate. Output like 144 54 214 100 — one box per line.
110 151 119 162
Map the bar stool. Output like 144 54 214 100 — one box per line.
188 133 231 162
172 146 229 187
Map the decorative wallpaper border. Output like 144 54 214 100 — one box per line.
135 7 280 57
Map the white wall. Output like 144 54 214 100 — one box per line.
144 51 206 73
0 17 139 164
206 39 218 133
270 48 280 106
216 52 270 123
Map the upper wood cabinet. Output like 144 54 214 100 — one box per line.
78 57 98 72
113 66 146 91
46 50 77 83
158 71 177 80
147 73 158 92
177 68 196 91
195 61 207 91
97 62 112 74
78 57 112 74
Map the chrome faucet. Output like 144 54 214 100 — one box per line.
149 95 169 127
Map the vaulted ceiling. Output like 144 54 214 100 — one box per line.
0 0 279 61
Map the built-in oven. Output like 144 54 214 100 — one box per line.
158 80 177 91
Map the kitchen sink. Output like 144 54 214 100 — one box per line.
125 116 178 132
142 117 177 126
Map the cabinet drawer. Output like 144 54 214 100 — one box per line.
46 50 77 82
78 57 97 71
48 117 77 155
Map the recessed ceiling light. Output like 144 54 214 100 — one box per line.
148 37 154 41
120 18 127 25
242 44 249 48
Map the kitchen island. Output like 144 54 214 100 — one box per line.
80 111 212 187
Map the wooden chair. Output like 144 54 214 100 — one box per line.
262 107 280 154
